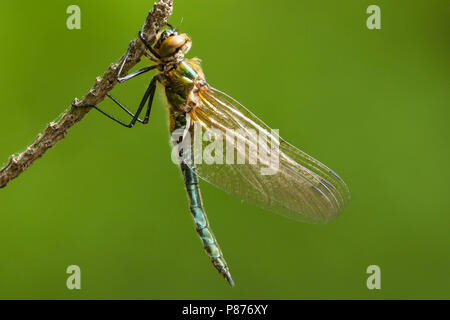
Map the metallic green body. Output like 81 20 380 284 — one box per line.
166 62 234 286
164 61 197 109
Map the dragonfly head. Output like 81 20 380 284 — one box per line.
155 27 192 59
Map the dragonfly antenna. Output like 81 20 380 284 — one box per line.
176 17 184 30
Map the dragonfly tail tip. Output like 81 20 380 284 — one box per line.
224 272 235 287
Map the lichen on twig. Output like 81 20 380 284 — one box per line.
0 0 173 189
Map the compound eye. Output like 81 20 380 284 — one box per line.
158 34 187 57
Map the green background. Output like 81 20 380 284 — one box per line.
0 0 448 299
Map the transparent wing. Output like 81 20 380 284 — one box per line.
183 86 350 223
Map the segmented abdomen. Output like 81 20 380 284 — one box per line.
180 162 234 286
170 109 234 286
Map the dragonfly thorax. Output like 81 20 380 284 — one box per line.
161 58 207 114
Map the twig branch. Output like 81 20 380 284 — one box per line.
0 0 173 189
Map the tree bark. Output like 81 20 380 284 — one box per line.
0 0 173 189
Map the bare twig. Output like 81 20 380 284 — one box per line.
0 0 173 189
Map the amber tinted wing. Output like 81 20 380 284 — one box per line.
183 86 350 223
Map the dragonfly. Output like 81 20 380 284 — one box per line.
76 24 350 287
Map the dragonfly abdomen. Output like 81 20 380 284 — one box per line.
180 162 234 287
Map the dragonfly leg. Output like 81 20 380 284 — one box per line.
142 76 157 124
117 41 158 83
73 76 158 128
117 65 157 83
105 93 145 124
138 31 161 60
144 52 158 63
